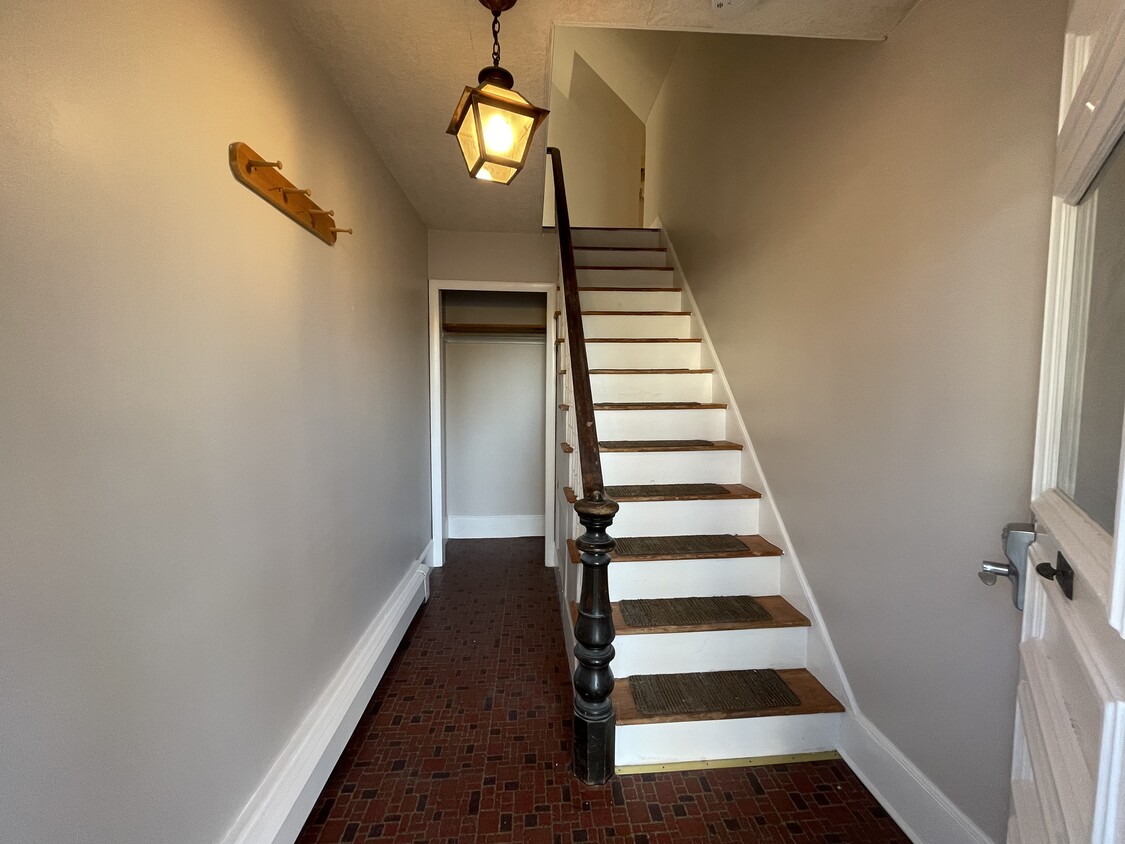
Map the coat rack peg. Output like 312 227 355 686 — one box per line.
229 142 343 245
246 158 282 171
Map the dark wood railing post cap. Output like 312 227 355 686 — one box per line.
574 495 619 520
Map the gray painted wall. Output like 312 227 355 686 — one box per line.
644 0 1066 837
0 0 430 840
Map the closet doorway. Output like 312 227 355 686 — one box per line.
428 280 556 568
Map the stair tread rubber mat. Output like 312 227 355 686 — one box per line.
620 595 770 628
630 669 800 717
613 534 749 557
606 483 730 499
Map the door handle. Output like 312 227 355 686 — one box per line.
978 561 1014 585
978 522 1036 610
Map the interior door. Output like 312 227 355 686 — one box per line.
1009 4 1125 841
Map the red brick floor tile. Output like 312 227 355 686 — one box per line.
297 537 908 843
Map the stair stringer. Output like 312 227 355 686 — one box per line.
660 232 857 716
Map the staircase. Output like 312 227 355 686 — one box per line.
558 226 844 771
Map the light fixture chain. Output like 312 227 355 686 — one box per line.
491 12 501 67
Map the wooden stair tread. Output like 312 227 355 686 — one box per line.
589 368 713 375
583 310 690 316
576 266 673 272
578 286 681 292
594 402 727 410
584 338 702 344
569 226 662 232
566 535 782 563
575 246 667 252
598 439 743 452
613 595 809 635
604 483 761 501
614 669 845 726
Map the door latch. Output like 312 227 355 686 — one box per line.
978 522 1036 610
1035 552 1075 600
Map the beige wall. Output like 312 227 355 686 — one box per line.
645 0 1065 837
544 55 645 228
0 1 430 840
429 230 558 283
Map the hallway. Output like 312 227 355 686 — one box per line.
296 538 906 843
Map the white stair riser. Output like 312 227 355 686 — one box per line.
574 248 669 268
591 372 712 404
578 268 676 288
595 407 724 440
614 628 807 678
586 342 701 370
616 713 841 767
602 450 741 484
583 313 692 339
609 557 781 601
579 290 683 311
613 498 759 536
572 229 662 248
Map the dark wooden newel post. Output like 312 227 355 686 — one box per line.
572 494 618 784
547 145 619 784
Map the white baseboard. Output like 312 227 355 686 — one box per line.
838 712 994 844
220 553 431 844
420 539 435 577
447 514 545 539
554 567 577 673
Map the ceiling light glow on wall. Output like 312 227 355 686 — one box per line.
446 0 548 185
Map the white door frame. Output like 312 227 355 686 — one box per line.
1034 5 1125 634
427 278 557 568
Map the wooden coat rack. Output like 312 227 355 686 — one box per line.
228 142 351 245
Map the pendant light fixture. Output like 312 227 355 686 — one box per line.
446 0 549 185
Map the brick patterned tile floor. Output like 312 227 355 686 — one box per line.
297 537 907 843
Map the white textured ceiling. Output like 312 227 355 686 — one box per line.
278 0 921 233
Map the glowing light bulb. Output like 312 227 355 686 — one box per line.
475 168 494 181
483 114 515 154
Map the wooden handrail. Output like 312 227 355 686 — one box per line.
547 147 607 502
547 146 618 786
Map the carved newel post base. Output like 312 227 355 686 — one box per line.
572 493 619 785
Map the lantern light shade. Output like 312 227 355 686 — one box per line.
447 66 549 185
